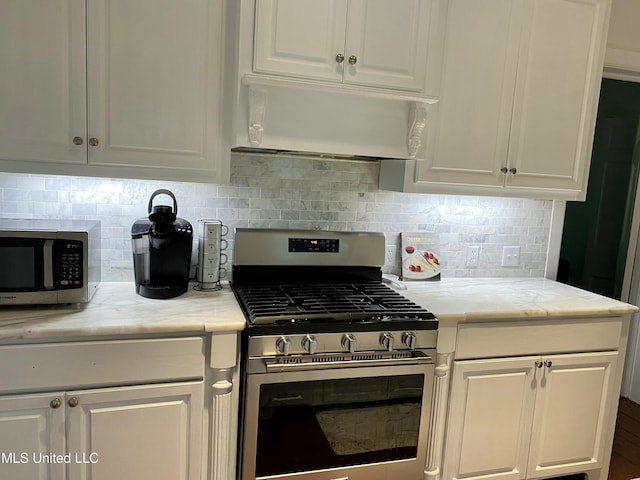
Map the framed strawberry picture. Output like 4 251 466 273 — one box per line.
400 232 442 281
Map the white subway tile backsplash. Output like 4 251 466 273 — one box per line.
0 151 553 281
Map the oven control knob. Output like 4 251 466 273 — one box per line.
341 333 357 353
302 335 317 354
380 332 394 351
276 336 292 355
402 332 417 349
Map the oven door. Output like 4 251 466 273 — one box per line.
241 362 434 480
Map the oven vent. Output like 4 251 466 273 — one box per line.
278 352 416 364
312 355 349 363
280 357 304 364
265 350 433 372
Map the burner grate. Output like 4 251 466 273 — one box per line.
233 282 434 325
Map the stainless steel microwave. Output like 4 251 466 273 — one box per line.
0 219 100 305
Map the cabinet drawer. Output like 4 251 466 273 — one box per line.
455 317 622 359
0 337 204 394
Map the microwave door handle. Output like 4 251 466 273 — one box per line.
43 240 54 289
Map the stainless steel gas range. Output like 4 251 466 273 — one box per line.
232 229 438 480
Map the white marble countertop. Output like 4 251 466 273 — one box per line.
397 277 639 321
0 282 246 343
0 278 637 344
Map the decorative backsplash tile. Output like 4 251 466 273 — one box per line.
0 152 552 281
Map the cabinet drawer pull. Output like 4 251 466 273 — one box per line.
50 397 62 409
68 397 79 408
336 53 345 64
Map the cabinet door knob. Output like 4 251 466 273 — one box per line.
509 167 517 175
500 167 508 174
72 136 84 146
336 53 345 64
68 397 79 408
544 360 552 368
50 397 62 409
89 137 99 147
348 55 357 65
535 360 544 368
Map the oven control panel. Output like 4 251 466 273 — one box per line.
249 330 438 358
288 237 339 253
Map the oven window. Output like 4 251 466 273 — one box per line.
255 374 424 477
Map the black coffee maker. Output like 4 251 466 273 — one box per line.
131 189 193 299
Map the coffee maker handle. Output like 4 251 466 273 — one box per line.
148 189 178 215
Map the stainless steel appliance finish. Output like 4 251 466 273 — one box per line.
0 219 100 305
233 228 386 267
232 228 438 480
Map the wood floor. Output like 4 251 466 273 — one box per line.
609 398 640 480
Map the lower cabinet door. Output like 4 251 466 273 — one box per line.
66 381 203 480
527 351 618 479
0 392 66 480
443 357 538 480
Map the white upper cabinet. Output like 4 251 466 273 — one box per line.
86 0 225 176
0 0 229 183
254 0 348 83
417 0 522 188
253 0 435 92
380 0 611 200
604 0 640 79
0 0 86 165
507 0 608 193
343 0 432 91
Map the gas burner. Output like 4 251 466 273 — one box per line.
233 282 435 327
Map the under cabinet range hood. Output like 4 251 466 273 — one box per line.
232 77 437 162
225 0 447 163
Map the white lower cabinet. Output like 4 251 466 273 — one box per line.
0 392 65 480
0 382 203 480
443 351 618 480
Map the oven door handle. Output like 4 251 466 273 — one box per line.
265 354 433 372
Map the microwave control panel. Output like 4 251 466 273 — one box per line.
56 240 83 288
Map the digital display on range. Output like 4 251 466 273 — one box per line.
289 238 339 253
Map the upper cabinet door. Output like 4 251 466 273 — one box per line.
87 0 224 173
254 0 348 81
0 0 86 164
344 0 432 91
415 0 524 185
507 0 609 192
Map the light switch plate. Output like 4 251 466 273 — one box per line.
502 246 520 267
